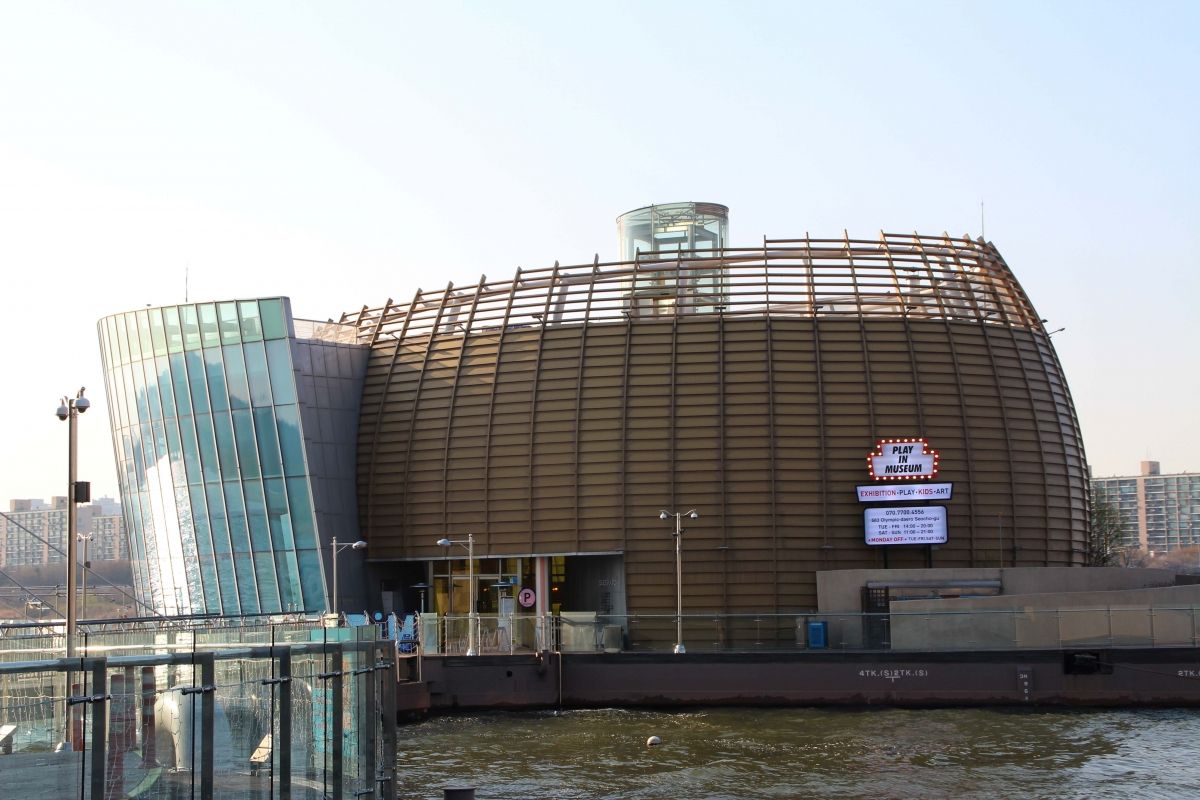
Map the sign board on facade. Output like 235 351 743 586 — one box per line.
864 505 948 546
867 438 940 480
518 587 536 608
856 483 953 502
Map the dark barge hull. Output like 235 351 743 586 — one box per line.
398 648 1200 715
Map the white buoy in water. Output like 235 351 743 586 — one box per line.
646 735 662 747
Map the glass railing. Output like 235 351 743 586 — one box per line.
0 626 398 799
420 607 1200 655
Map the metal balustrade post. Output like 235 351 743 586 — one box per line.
362 645 378 799
200 653 215 800
379 644 398 800
140 666 156 766
332 645 344 800
278 648 293 800
89 657 108 800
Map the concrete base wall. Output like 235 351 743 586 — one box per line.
817 568 1181 614
891 584 1200 650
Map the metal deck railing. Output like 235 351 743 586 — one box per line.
0 623 398 799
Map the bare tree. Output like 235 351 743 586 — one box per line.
1117 546 1152 568
1148 546 1200 575
1088 497 1125 566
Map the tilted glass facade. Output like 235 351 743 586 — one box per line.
98 298 363 615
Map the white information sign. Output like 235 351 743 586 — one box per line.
857 483 953 503
864 505 948 546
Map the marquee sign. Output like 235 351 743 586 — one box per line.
867 438 940 481
864 505 948 546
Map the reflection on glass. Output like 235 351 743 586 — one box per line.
163 305 184 353
193 413 220 483
144 361 162 421
198 303 219 348
148 307 167 357
286 477 317 549
185 350 208 414
253 552 279 610
223 344 251 409
297 549 324 610
244 481 270 550
218 302 241 346
156 356 176 419
232 409 260 479
213 412 238 480
204 348 229 413
275 549 301 611
181 305 201 350
223 482 251 554
169 352 190 416
260 298 288 339
136 312 153 364
244 341 272 407
275 405 305 477
239 300 263 341
254 407 283 478
266 339 297 405
99 298 333 617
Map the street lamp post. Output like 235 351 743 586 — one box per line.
659 509 698 654
330 537 368 618
56 388 90 659
437 534 476 656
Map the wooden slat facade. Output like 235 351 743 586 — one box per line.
350 234 1088 612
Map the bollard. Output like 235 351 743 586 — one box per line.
444 788 477 800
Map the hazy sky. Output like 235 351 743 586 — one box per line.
1 1 1196 501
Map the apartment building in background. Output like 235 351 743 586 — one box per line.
1 497 128 568
1092 461 1200 552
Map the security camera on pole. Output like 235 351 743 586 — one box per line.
56 388 90 660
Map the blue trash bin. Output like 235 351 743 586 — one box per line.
807 620 828 649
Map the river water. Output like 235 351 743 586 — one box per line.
397 706 1200 799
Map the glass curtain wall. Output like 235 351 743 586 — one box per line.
98 298 323 616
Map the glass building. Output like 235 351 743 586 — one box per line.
98 298 368 616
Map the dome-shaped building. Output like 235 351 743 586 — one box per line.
349 204 1088 635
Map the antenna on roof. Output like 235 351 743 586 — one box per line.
980 201 986 240
185 262 189 303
